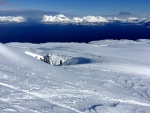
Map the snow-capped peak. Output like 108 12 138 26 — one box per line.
0 16 26 23
42 15 109 23
42 14 70 23
127 17 139 21
56 14 66 18
41 14 150 25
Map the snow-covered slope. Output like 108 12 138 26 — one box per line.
25 51 44 60
1 40 150 113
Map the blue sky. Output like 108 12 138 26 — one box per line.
0 0 150 17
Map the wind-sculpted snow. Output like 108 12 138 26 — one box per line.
0 16 26 23
1 40 150 113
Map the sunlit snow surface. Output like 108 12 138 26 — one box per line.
1 40 150 113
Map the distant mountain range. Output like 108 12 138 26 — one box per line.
0 16 26 23
0 14 150 27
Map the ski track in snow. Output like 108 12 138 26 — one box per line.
0 82 83 113
1 81 150 112
102 97 150 107
1 41 150 113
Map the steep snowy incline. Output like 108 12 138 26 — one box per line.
1 40 150 113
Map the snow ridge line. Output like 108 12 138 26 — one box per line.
0 82 84 113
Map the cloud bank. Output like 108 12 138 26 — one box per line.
0 16 26 22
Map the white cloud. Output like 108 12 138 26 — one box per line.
0 16 26 22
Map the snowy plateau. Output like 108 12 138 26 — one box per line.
0 39 150 113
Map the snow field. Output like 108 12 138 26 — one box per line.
1 40 150 113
